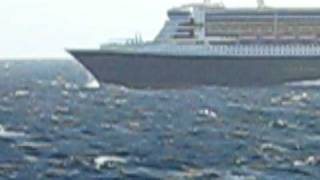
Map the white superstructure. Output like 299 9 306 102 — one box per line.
101 0 320 57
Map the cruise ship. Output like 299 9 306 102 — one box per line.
69 0 320 88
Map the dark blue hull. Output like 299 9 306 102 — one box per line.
68 50 320 88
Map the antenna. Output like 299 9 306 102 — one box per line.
218 0 225 7
257 0 265 9
203 0 211 5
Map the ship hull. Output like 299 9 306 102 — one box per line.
69 50 320 88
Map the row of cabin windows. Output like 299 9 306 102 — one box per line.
206 12 320 16
202 35 320 41
206 18 320 23
206 40 320 45
205 24 320 34
205 22 320 28
206 17 320 22
205 26 320 31
205 31 320 36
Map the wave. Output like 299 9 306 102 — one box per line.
84 80 100 90
0 125 26 138
286 79 320 87
14 90 30 98
94 155 127 169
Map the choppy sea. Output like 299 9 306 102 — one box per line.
0 60 320 179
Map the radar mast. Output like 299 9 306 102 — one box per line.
257 0 266 9
203 0 211 5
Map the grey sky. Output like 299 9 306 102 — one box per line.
0 0 319 58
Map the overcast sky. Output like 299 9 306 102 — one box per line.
0 0 319 58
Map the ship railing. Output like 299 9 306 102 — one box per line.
106 43 320 57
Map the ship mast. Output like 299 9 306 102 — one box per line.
257 0 266 9
203 0 211 5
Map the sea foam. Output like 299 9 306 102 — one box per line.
0 125 25 138
94 155 127 169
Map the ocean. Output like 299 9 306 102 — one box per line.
0 59 319 179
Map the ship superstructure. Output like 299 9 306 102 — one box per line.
96 0 320 57
156 0 320 45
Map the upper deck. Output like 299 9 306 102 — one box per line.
155 1 320 45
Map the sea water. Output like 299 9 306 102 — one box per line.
0 60 319 179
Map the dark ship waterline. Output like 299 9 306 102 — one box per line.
69 0 320 88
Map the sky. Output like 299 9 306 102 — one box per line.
1 0 320 58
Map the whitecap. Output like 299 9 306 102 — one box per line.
14 90 30 98
104 124 133 134
2 96 10 102
121 167 163 178
16 142 52 150
121 166 220 179
51 115 60 121
61 90 70 97
227 102 253 111
94 155 127 169
4 63 10 70
293 156 320 167
64 83 79 90
305 134 320 141
0 125 25 138
291 92 310 102
24 155 39 163
81 70 100 90
50 80 59 87
286 79 320 87
259 143 288 154
101 123 112 129
230 130 250 139
293 160 306 167
268 119 301 130
114 99 128 106
224 173 257 180
0 105 12 113
55 106 71 115
268 119 288 128
271 92 310 106
197 109 218 119
128 122 141 129
78 92 88 99
172 167 220 178
84 80 100 90
35 80 44 85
